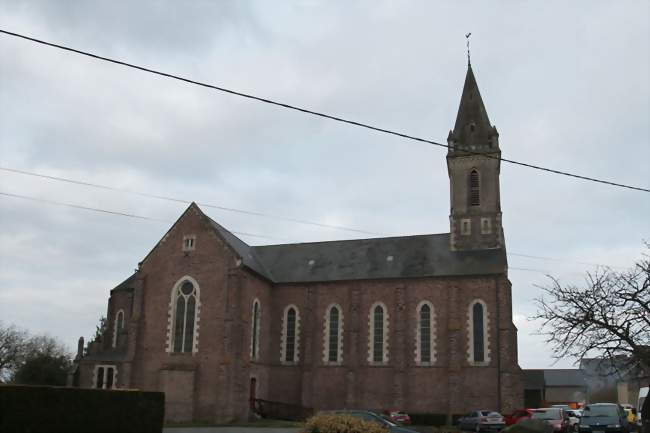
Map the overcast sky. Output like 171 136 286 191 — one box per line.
1 1 648 369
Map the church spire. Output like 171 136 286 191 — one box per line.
447 64 499 153
446 62 504 252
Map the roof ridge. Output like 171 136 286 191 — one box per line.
252 232 450 249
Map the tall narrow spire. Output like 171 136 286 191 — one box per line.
447 64 499 152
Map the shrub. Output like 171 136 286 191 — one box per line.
302 414 386 433
0 384 164 433
409 413 448 425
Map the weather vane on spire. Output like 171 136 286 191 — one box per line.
465 32 472 65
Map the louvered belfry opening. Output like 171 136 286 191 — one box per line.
469 169 480 206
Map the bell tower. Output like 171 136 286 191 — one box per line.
447 63 504 251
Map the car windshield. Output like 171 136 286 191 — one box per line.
582 406 618 418
532 409 562 420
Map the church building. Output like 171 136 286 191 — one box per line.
73 63 524 423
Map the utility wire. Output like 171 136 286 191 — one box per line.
1 29 648 193
0 166 381 236
0 189 628 270
0 191 284 241
0 166 631 268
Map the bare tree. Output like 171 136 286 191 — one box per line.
532 245 650 372
0 322 29 383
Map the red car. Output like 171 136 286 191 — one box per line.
505 409 535 426
383 410 411 425
531 408 570 433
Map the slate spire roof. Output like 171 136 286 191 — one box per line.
448 64 499 152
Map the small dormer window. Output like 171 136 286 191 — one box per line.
182 235 196 251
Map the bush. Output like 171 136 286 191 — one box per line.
410 413 448 426
302 414 386 433
0 385 164 433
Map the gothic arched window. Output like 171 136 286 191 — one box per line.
469 169 480 206
281 305 300 363
415 301 435 364
468 299 490 365
112 309 124 348
171 279 198 353
323 304 343 364
368 303 389 364
250 299 261 360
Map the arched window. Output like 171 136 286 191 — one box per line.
415 301 436 364
112 309 125 348
469 169 480 206
368 302 389 364
323 304 343 364
281 305 300 363
168 278 200 353
250 299 261 360
468 299 490 365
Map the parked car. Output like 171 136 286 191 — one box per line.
505 409 535 426
322 410 419 433
387 411 411 425
579 403 630 433
566 410 583 432
458 410 506 432
531 408 571 433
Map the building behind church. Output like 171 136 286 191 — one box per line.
71 63 524 423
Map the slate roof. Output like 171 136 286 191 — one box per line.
130 204 508 286
523 369 587 389
523 370 545 390
111 273 136 293
448 64 499 152
250 233 507 283
543 369 586 387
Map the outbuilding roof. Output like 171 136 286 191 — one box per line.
543 369 586 387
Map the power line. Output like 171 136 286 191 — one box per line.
0 191 283 241
0 166 632 270
0 166 381 236
1 189 630 271
1 29 648 193
508 252 625 269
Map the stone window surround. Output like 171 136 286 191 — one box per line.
112 309 125 349
182 234 196 251
414 300 437 365
467 298 491 366
481 217 492 235
461 218 471 236
165 275 201 354
280 304 301 365
367 301 389 366
250 298 261 361
92 364 117 389
322 303 344 366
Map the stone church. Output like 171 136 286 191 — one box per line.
73 63 524 422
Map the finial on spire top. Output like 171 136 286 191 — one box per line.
465 32 472 66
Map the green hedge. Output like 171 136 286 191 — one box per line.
409 413 449 426
0 385 164 433
408 413 466 426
